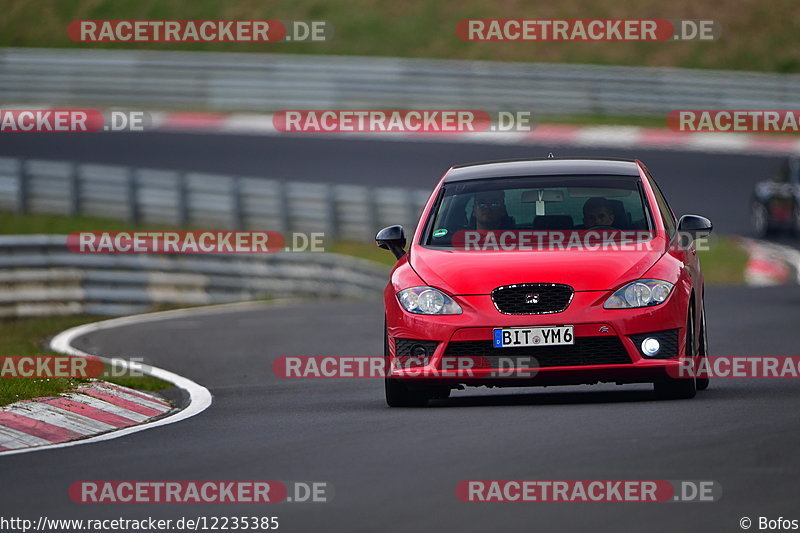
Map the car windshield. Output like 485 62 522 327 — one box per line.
423 175 652 248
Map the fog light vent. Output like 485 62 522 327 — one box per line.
629 330 679 359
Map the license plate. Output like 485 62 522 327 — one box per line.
493 326 574 348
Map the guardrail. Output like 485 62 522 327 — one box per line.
0 157 432 243
2 48 800 117
0 155 406 318
0 235 389 318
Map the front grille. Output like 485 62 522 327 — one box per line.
491 284 574 315
443 337 631 368
629 329 679 359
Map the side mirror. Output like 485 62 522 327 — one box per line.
677 214 713 240
376 225 407 259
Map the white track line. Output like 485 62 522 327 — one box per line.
0 300 285 457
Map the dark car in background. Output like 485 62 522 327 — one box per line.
751 156 800 237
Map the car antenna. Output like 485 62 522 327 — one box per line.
547 152 555 158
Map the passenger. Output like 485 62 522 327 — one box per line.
582 197 616 228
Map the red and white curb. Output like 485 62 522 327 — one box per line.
147 111 800 156
740 237 800 286
0 381 171 452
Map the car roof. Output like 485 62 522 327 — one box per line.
443 158 641 183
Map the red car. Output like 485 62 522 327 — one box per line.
377 158 713 406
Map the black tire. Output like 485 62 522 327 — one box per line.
751 201 773 238
383 322 431 407
792 204 800 237
696 301 710 391
385 377 431 407
654 303 697 400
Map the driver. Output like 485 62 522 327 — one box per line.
582 197 616 228
473 190 512 230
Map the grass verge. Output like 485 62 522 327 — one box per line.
0 212 140 234
2 0 798 73
329 240 396 267
697 235 750 285
0 314 171 406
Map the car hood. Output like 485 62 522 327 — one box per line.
409 245 665 293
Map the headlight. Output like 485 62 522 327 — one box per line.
604 279 674 309
397 287 463 315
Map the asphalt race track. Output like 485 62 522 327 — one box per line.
1 289 800 531
1 133 798 531
0 131 786 236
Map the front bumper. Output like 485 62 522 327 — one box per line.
386 290 690 387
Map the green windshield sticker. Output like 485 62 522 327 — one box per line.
433 229 448 237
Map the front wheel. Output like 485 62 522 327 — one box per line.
385 378 432 407
696 301 710 391
654 303 697 400
654 375 697 400
751 201 772 238
792 204 800 237
384 324 432 407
